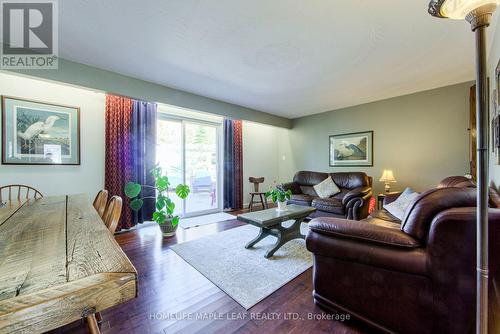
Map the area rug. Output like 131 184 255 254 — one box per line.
170 221 312 309
179 212 235 229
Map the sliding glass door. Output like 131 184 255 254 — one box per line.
157 116 221 217
156 119 183 216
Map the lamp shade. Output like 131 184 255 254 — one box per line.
429 0 500 19
379 170 396 183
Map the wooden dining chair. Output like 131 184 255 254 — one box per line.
88 195 122 328
0 184 43 202
102 196 122 235
92 190 109 218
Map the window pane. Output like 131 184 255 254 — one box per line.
185 123 218 214
156 119 182 215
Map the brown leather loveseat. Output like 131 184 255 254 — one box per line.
305 178 500 333
281 171 373 220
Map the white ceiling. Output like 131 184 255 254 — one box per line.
59 0 479 118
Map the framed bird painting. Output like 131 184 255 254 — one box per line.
329 131 373 167
1 96 80 165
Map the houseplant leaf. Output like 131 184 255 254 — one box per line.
124 182 141 198
130 198 144 211
166 201 175 215
171 216 179 227
152 211 166 224
156 195 167 211
156 176 170 192
175 184 190 199
150 164 162 178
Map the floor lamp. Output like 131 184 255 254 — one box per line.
428 1 499 332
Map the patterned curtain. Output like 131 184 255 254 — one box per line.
223 119 243 210
105 94 133 231
131 100 157 226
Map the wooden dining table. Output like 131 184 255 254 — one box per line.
0 194 137 334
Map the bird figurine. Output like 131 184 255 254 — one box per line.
17 115 60 152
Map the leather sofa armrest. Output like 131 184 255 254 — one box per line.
308 217 420 248
279 182 301 195
342 186 372 205
383 192 402 206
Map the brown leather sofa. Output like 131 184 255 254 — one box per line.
281 171 373 220
305 178 500 334
372 176 476 223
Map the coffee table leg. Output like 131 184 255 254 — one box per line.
245 228 268 249
264 218 305 258
264 232 283 258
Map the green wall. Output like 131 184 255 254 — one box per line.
6 58 292 128
489 18 500 192
281 82 472 194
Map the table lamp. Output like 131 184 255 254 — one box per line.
428 1 500 332
379 170 396 193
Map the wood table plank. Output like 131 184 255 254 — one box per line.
0 198 27 227
0 272 136 334
0 196 67 301
0 194 138 334
66 194 137 281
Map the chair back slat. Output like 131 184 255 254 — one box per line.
93 190 109 218
249 177 265 192
103 196 122 234
0 185 43 202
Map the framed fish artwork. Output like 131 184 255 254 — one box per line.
1 96 80 165
329 131 373 167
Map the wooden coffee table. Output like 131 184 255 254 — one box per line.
237 204 316 258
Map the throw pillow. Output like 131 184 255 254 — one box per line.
384 187 419 220
313 176 340 198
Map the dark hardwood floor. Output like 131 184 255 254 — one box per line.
49 210 374 334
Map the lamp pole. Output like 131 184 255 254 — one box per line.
428 1 498 332
466 5 495 333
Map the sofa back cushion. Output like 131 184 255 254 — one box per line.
293 171 370 190
294 171 329 186
437 176 475 189
401 187 476 241
330 172 370 189
300 185 318 196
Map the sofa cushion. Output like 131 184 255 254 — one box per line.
294 171 329 186
330 172 370 189
402 187 476 241
437 176 475 188
288 194 316 206
332 189 350 200
306 218 426 275
300 185 318 197
313 176 340 198
384 187 419 220
309 217 420 248
292 171 370 190
489 186 500 208
312 198 345 215
369 209 401 224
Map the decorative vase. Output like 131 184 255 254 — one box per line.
276 201 288 212
159 219 178 237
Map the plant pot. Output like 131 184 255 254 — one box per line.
276 201 288 212
159 219 178 237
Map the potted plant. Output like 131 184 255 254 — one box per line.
124 164 190 237
265 186 292 212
